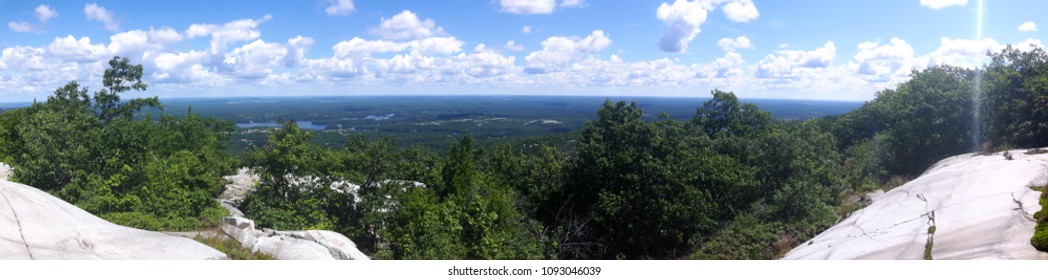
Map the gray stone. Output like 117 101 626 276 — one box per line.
0 180 226 260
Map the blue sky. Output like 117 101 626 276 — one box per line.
0 0 1044 102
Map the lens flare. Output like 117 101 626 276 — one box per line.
971 0 984 152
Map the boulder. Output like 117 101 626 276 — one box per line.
0 180 226 260
218 216 370 260
0 162 10 181
785 149 1048 260
220 167 259 206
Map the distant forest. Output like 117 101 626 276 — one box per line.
1 45 1047 259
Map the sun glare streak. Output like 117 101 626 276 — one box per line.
971 0 985 152
976 0 983 41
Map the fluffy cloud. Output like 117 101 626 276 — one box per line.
656 0 761 53
852 38 914 81
919 0 967 9
914 37 1000 69
333 38 408 58
325 0 355 16
48 36 111 63
504 41 524 51
500 0 557 14
721 0 759 22
108 30 154 57
560 0 585 8
148 27 184 45
369 10 447 40
412 37 465 55
8 22 34 33
525 30 611 73
695 51 746 78
84 3 120 32
1018 21 1038 32
35 5 58 23
286 36 315 67
522 26 532 34
222 39 289 79
7 5 60 33
1013 38 1045 52
153 50 208 72
755 41 836 78
656 0 708 53
187 15 271 54
499 0 583 14
717 36 752 52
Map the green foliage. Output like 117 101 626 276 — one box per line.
194 235 274 260
983 45 1048 148
242 120 348 231
567 99 748 259
0 56 233 232
1032 186 1048 252
386 136 545 259
689 215 783 260
102 206 225 232
693 89 771 138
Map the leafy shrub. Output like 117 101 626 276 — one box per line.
193 235 273 260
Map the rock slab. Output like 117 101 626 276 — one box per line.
0 180 226 260
219 216 370 260
785 149 1048 260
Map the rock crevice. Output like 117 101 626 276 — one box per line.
0 191 33 259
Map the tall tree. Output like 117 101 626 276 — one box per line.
94 56 161 123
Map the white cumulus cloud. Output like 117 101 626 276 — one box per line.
656 0 708 53
148 27 184 45
919 0 967 9
35 5 58 23
525 30 611 73
84 3 120 32
325 0 355 16
913 37 1000 69
47 35 111 63
500 0 557 14
1018 21 1038 32
8 22 34 33
223 39 289 78
186 15 272 54
504 41 524 51
560 0 585 8
721 0 759 22
656 0 761 53
852 38 915 81
717 36 752 52
333 38 408 58
755 41 836 78
500 0 584 14
369 10 446 40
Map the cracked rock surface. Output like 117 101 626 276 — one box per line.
0 179 226 260
785 149 1048 260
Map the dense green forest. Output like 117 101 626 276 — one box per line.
1 44 1047 259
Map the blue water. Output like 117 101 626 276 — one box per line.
236 120 328 130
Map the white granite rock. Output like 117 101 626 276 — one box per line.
218 216 370 260
0 162 11 181
221 167 259 206
0 180 226 260
785 148 1048 260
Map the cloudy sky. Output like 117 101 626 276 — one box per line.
0 0 1043 102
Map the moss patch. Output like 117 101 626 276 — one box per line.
194 235 273 260
1032 185 1048 252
